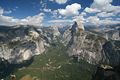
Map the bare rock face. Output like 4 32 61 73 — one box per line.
67 31 107 64
76 20 85 32
63 21 120 67
71 21 84 33
52 26 61 37
0 26 46 63
104 30 120 40
0 22 119 67
62 26 72 46
62 21 85 46
102 40 120 67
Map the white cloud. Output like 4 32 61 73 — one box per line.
84 7 101 13
48 19 73 26
19 13 44 26
97 12 113 17
0 16 17 26
49 0 68 4
43 8 52 13
72 15 85 23
85 16 120 25
81 12 87 16
86 16 100 25
0 8 17 25
99 19 120 25
55 0 67 4
40 2 47 8
48 19 73 23
91 0 120 12
0 8 44 26
51 10 59 18
51 0 68 4
4 10 12 14
50 10 66 19
58 3 81 16
81 0 120 26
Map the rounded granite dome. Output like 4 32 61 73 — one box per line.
76 20 85 32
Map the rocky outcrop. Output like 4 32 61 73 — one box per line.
0 25 63 64
0 26 46 64
63 21 120 67
0 22 119 72
102 40 120 67
92 66 120 80
104 30 120 40
67 31 107 64
62 21 85 46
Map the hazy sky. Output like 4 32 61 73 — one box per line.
0 0 120 26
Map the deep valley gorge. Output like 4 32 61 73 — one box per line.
0 21 120 80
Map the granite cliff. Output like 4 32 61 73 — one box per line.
63 21 120 67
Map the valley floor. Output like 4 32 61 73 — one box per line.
5 44 95 80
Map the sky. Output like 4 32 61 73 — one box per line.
0 0 120 26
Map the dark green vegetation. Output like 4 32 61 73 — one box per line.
4 43 95 80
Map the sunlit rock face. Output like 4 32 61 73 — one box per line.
67 31 107 64
62 21 85 46
71 21 84 33
52 26 61 37
0 22 119 67
76 20 85 32
28 29 39 39
40 26 61 45
0 25 63 64
63 21 120 66
0 26 46 63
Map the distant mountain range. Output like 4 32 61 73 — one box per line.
0 22 120 80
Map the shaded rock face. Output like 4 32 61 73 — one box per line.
87 27 120 41
0 25 63 64
0 23 119 78
67 32 120 66
67 31 107 64
62 21 120 67
62 22 120 80
92 67 120 80
63 21 105 64
102 40 120 67
40 27 61 44
0 26 46 64
71 22 78 32
0 57 34 79
62 21 85 46
71 21 84 33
